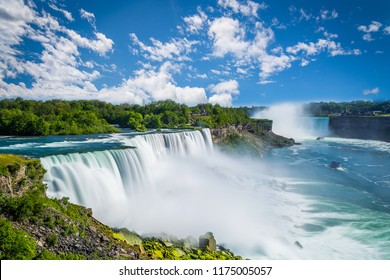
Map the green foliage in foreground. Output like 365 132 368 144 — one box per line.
0 216 87 260
0 188 45 221
142 238 242 260
34 250 86 260
0 217 37 260
0 154 37 169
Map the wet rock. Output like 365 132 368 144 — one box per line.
294 241 303 249
330 161 341 169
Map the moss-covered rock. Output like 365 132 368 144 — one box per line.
113 228 142 245
141 233 241 260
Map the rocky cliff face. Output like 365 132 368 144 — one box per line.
210 120 295 156
0 155 45 196
329 116 390 142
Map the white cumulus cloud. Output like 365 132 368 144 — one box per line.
108 62 208 105
217 0 267 17
208 17 249 58
183 9 207 34
208 93 233 106
286 38 361 57
208 79 239 106
318 9 338 21
358 21 383 41
80 8 96 29
49 4 74 21
362 87 379 95
209 79 239 95
67 30 114 56
130 34 198 62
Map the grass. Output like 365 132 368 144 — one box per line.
0 154 38 167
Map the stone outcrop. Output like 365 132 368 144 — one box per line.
211 125 243 143
210 119 273 144
210 120 295 156
0 155 45 196
199 232 216 252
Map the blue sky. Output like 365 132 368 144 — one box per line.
0 0 389 106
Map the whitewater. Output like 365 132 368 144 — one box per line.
1 109 389 259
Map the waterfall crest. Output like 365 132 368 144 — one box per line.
41 129 213 210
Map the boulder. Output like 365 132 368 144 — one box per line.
294 241 303 249
199 232 216 252
330 161 341 169
88 225 97 233
183 236 198 249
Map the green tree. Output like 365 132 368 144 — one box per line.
143 113 162 128
128 111 146 131
160 111 179 127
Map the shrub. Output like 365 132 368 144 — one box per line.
0 166 9 175
35 250 86 260
46 234 58 247
43 216 55 229
0 189 45 221
0 218 37 260
7 163 20 173
13 189 45 221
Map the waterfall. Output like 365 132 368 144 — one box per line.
41 129 213 216
253 103 330 139
37 127 383 259
40 127 299 259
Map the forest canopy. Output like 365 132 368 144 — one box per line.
305 101 390 116
0 98 251 136
2 98 387 136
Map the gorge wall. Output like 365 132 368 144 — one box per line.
329 116 390 142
